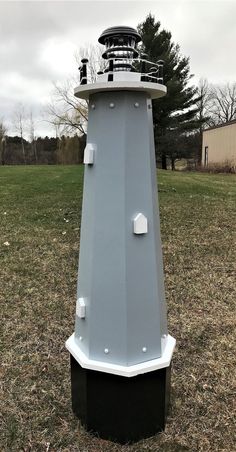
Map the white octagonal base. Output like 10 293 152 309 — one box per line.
66 333 175 378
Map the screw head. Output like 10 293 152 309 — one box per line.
109 102 115 108
91 104 95 110
134 102 139 108
104 348 109 354
142 347 147 353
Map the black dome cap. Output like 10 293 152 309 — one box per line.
98 26 141 44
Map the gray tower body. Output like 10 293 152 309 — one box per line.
75 91 167 365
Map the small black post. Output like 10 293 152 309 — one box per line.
150 66 158 83
141 53 148 82
157 60 164 84
81 58 88 85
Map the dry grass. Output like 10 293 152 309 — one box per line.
1 166 235 452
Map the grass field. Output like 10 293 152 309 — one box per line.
1 166 235 452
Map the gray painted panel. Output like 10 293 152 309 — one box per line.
74 91 168 366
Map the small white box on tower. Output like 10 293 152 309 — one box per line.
76 298 86 318
84 143 96 164
133 213 148 234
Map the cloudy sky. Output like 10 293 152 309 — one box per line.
0 0 235 137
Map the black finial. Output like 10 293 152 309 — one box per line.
157 60 164 84
141 53 148 82
80 58 88 85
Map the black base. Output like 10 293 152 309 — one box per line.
70 355 171 443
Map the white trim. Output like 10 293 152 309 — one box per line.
66 333 175 377
74 81 167 101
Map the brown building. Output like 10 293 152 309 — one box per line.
202 120 236 168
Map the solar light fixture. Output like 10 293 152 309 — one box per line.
66 25 175 443
78 26 164 84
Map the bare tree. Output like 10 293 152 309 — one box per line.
29 111 38 163
196 79 212 129
195 78 212 164
47 78 88 135
195 80 236 164
0 119 7 165
75 43 106 83
13 104 26 164
0 119 7 140
47 44 106 135
208 82 236 125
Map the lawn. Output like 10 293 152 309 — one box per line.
1 166 235 452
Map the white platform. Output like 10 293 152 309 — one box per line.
66 333 176 377
74 80 167 100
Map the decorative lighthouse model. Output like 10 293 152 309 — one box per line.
66 26 175 443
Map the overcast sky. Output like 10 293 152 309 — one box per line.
0 0 235 137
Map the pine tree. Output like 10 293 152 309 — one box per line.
138 14 204 169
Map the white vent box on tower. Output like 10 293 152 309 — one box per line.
84 143 96 164
133 213 148 234
76 298 86 318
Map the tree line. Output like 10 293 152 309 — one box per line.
0 133 86 165
1 14 236 169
